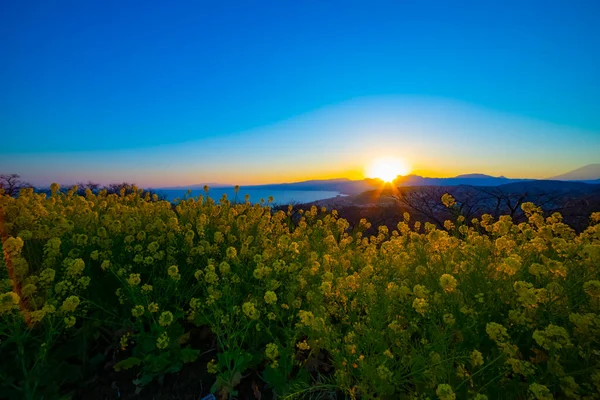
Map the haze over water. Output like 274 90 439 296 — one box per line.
160 188 343 205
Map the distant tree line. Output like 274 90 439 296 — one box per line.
0 174 33 197
0 174 167 201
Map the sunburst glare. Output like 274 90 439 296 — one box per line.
365 157 411 182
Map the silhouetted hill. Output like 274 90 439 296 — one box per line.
455 173 501 179
158 175 532 195
497 179 600 193
394 174 525 187
550 164 600 181
158 166 600 195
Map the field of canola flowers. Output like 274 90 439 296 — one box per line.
1 184 600 400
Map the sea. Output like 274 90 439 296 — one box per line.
158 188 344 206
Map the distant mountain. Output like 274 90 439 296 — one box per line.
157 174 535 195
496 179 600 193
550 164 600 181
245 178 378 194
157 168 600 196
455 173 505 179
394 174 525 188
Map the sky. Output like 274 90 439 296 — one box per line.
1 0 599 187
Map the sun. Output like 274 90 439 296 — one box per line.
366 157 411 182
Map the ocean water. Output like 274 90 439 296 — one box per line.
158 188 344 205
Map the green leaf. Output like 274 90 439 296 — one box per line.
113 357 142 371
180 347 200 363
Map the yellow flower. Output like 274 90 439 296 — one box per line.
533 324 571 351
167 265 180 281
444 220 455 231
100 260 111 271
265 343 279 360
219 261 230 275
119 332 131 350
60 295 80 313
528 383 553 400
148 302 159 313
66 258 85 277
413 284 429 298
486 322 509 343
204 270 219 284
412 297 429 315
155 309 174 326
298 310 315 327
226 247 237 259
470 350 484 367
436 384 456 400
156 331 169 349
3 237 24 256
29 304 55 323
514 281 538 308
439 274 458 293
190 298 201 309
39 268 56 285
131 305 145 317
441 194 456 208
264 291 278 305
64 316 76 328
242 302 260 320
21 283 37 297
141 284 153 292
528 263 547 277
126 273 141 286
507 358 535 376
207 359 219 374
296 340 310 351
521 202 542 215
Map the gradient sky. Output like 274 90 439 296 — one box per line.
1 0 599 187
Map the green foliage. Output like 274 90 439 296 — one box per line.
114 357 142 371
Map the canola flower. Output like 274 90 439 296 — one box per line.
470 350 484 367
439 274 458 293
436 384 456 400
156 331 169 350
158 311 174 327
0 291 20 314
1 187 600 400
60 296 80 313
265 342 279 368
131 305 145 318
264 291 277 305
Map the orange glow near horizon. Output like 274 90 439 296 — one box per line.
365 157 412 182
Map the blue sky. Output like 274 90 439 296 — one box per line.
1 0 599 186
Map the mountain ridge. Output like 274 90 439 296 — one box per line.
155 164 600 194
550 164 600 181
